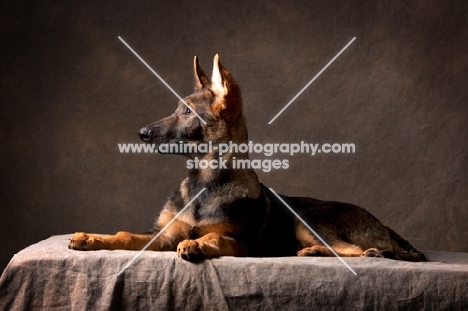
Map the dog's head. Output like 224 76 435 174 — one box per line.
138 54 246 154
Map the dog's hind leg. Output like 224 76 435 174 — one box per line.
297 243 397 258
297 242 366 257
295 222 366 257
297 245 335 257
361 248 395 258
294 218 396 259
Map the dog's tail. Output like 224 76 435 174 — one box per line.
386 226 426 262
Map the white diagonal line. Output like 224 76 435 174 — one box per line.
116 187 206 276
268 187 357 276
118 36 207 125
268 37 356 124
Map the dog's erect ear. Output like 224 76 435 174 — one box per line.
209 54 242 121
211 54 229 98
194 56 210 90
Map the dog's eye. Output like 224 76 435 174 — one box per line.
184 107 192 115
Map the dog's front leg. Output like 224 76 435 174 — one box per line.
69 219 191 251
68 231 162 251
177 233 243 261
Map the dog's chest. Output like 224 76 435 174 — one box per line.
176 199 226 227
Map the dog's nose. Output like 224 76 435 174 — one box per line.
139 127 153 142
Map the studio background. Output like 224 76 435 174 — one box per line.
1 0 466 273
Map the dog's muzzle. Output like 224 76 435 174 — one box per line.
138 127 154 142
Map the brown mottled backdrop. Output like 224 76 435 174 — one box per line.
1 0 466 273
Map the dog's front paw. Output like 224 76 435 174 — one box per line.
177 239 205 262
68 232 98 251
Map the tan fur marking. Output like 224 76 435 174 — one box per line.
196 232 238 257
69 232 155 251
157 198 196 228
297 245 333 257
211 98 226 115
333 243 365 256
156 209 177 228
295 222 321 247
198 169 213 184
68 224 192 252
179 178 190 205
297 243 365 258
175 210 197 227
193 223 238 237
177 232 244 260
197 153 215 183
295 221 365 257
176 221 245 260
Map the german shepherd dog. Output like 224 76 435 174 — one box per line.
69 55 426 262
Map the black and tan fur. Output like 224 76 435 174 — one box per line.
69 55 426 262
